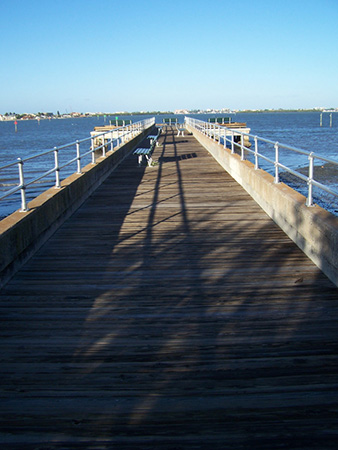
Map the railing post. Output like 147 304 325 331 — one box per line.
254 136 259 169
231 131 234 154
307 152 314 207
223 128 226 149
213 124 216 141
102 134 106 157
241 134 245 160
274 142 280 183
17 158 28 212
76 140 81 174
54 147 61 188
110 132 114 152
91 138 95 164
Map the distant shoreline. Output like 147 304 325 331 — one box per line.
1 109 336 122
238 109 338 114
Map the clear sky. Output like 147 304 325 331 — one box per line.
1 0 338 114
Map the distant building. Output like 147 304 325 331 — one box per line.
0 114 16 121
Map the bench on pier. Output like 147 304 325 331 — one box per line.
208 117 231 124
133 128 161 166
133 147 154 166
163 118 178 126
147 134 160 147
110 119 132 127
176 124 185 136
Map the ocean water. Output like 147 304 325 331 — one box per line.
0 112 337 219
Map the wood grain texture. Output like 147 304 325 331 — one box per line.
0 128 337 449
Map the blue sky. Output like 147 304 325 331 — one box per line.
1 0 338 113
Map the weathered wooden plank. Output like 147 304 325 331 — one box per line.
0 127 337 448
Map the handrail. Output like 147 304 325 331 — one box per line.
0 117 155 212
185 116 338 210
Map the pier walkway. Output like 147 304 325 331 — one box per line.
1 128 337 448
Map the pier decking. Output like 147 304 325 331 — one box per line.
0 128 337 448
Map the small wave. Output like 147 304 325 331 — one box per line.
0 182 17 187
0 179 54 187
27 179 54 185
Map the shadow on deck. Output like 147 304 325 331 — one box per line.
0 127 337 448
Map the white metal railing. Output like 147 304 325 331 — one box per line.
185 116 338 209
0 117 155 212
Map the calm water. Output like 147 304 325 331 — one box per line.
0 112 337 219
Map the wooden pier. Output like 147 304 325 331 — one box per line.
0 128 337 448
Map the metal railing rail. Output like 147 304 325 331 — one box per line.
185 117 338 209
0 117 155 212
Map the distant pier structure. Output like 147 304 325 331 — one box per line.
320 111 336 127
207 117 251 147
